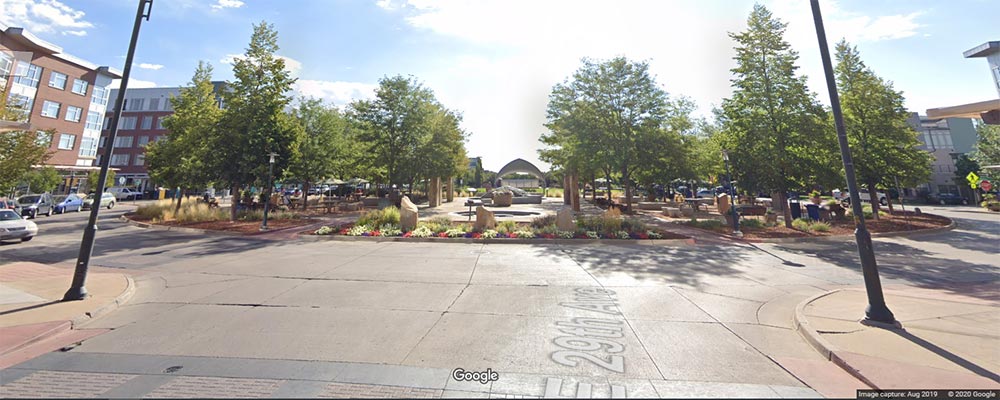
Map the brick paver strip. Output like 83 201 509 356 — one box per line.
0 370 136 398
319 382 444 398
144 376 284 398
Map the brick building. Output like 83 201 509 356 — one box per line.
1 22 121 192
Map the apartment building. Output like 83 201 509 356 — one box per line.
905 113 978 198
1 23 121 192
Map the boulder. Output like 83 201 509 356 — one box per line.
400 196 418 230
556 207 576 231
474 205 496 231
493 192 513 207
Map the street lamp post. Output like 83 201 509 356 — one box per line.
722 150 742 237
64 0 153 301
260 152 277 231
811 0 895 324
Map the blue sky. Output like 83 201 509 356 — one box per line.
2 0 996 171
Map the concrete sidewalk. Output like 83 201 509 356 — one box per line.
795 285 1000 390
0 262 134 369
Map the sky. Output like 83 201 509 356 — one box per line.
2 0 997 171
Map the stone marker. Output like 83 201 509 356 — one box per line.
400 196 418 230
475 205 497 230
556 207 576 231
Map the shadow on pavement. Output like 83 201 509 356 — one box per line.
890 328 1000 381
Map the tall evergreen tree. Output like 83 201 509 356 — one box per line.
212 22 302 221
835 40 932 218
718 4 838 227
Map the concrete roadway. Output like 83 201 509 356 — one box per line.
0 204 996 398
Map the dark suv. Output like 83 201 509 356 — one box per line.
14 193 54 219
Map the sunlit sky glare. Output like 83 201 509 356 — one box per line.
2 0 997 171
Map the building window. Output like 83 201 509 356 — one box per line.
85 111 103 131
138 136 150 147
41 100 61 118
156 116 166 130
114 136 134 148
92 86 109 106
13 62 42 88
0 53 13 81
65 106 83 122
994 67 1000 90
48 71 67 90
149 98 160 111
110 154 130 166
141 116 153 130
134 154 145 166
79 137 98 158
119 116 137 130
71 79 89 95
100 137 107 148
57 134 76 150
5 93 33 121
127 98 144 111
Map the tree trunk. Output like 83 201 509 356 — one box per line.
302 181 310 211
570 172 580 212
605 172 612 202
623 169 632 213
885 191 895 214
867 180 881 220
230 183 240 222
563 174 571 205
778 190 793 228
175 188 184 214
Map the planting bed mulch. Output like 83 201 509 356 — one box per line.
128 213 317 234
681 210 951 240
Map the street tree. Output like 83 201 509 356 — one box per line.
414 104 468 192
348 75 436 189
23 166 61 194
0 96 52 196
212 22 302 221
972 122 1000 181
834 40 932 218
542 57 689 211
146 61 222 212
717 4 838 227
287 98 349 209
86 168 115 193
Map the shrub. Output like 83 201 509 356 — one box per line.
427 216 453 226
347 224 371 236
647 231 663 239
315 226 334 235
586 231 599 239
530 215 556 228
792 218 812 231
409 226 433 238
616 230 631 239
357 206 400 227
741 218 764 229
689 219 723 230
558 231 574 239
445 228 466 238
621 217 647 233
810 221 831 232
481 229 498 239
379 223 402 236
497 220 518 234
513 229 537 238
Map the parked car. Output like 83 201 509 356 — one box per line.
14 193 54 219
0 209 37 242
109 187 143 201
696 189 714 198
0 198 15 210
843 189 887 206
54 194 85 213
82 192 116 210
929 192 968 205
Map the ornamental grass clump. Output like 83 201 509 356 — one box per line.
409 226 433 237
791 217 812 231
513 229 537 238
315 226 334 235
357 206 400 227
379 224 403 236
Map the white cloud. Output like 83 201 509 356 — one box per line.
221 53 302 77
211 0 245 10
110 78 158 90
0 0 94 36
138 63 164 70
294 80 377 107
375 0 400 11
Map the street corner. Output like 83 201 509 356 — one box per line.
794 287 1000 390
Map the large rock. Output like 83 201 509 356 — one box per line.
400 196 418 230
556 207 576 231
493 191 513 207
474 206 496 231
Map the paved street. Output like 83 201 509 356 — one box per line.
0 205 996 398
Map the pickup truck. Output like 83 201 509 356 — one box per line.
109 187 143 201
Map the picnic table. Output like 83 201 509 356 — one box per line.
684 197 714 211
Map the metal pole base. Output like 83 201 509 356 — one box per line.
62 286 89 301
733 230 744 238
864 303 896 325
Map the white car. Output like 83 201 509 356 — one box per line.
841 189 888 206
109 187 143 201
0 209 38 243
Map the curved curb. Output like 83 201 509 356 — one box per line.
118 214 313 237
696 214 955 244
69 274 136 328
299 234 692 246
793 289 881 390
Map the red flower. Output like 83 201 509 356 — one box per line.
471 232 482 239
338 229 349 235
438 232 449 238
403 232 412 237
637 233 649 239
371 231 381 237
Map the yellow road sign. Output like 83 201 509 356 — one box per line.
966 171 980 185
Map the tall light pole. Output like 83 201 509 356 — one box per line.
64 0 153 301
260 152 277 231
722 150 742 237
811 0 895 324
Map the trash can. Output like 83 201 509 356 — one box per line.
805 204 820 221
789 198 802 220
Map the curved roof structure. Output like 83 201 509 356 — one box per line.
497 158 546 182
